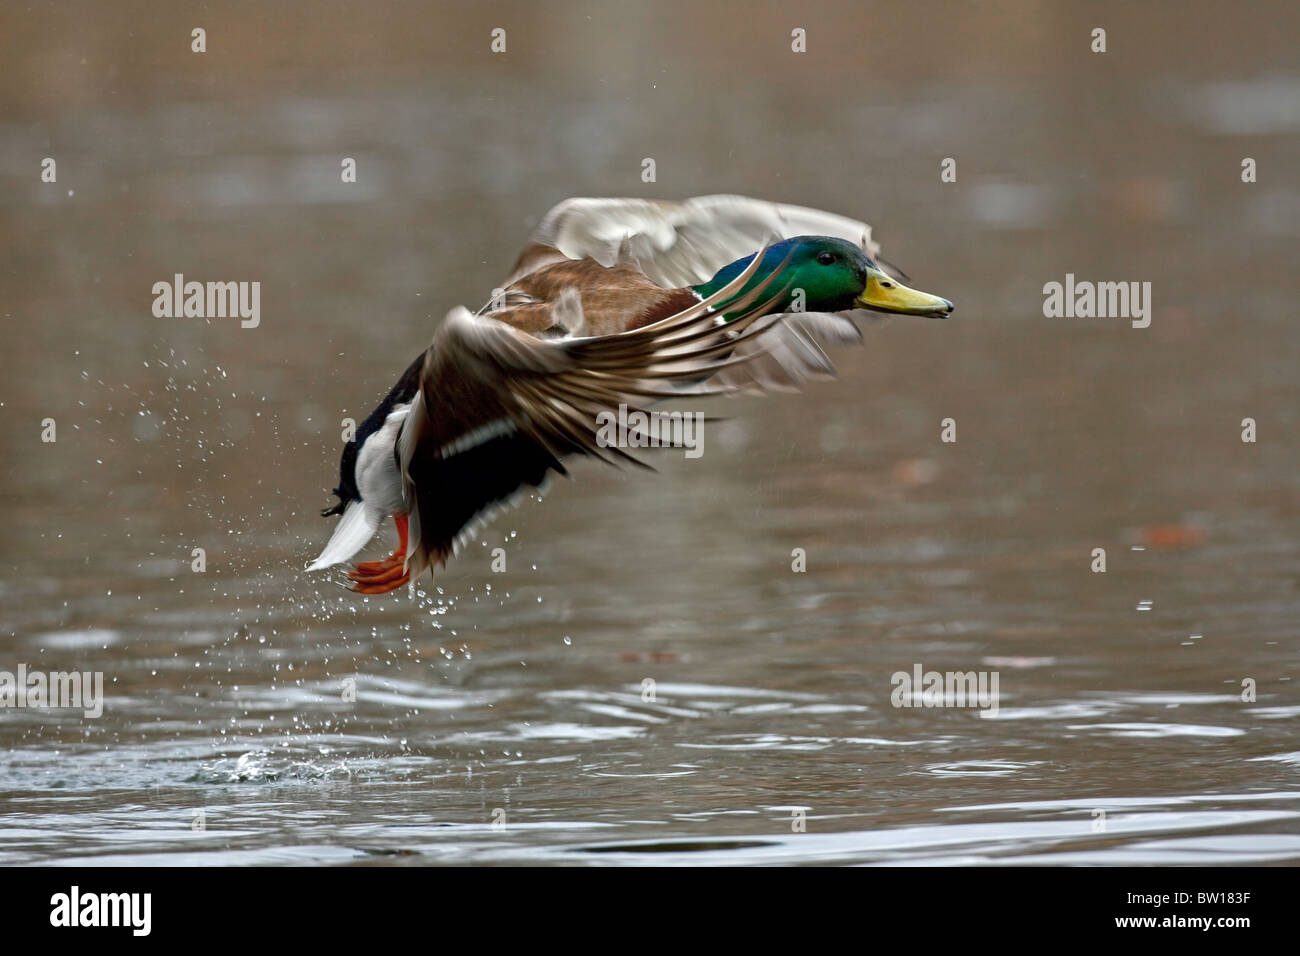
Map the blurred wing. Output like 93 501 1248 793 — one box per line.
399 245 796 581
708 310 878 393
502 194 884 289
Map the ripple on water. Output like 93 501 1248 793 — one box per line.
197 751 356 784
29 629 121 650
1066 722 1246 738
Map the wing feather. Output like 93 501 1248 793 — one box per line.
498 195 892 389
398 245 794 582
504 194 883 289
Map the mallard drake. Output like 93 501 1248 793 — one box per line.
307 195 953 594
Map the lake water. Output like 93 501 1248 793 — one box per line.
1 1 1297 865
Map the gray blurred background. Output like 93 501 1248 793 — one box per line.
0 1 1297 864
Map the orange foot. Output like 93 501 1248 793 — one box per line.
348 514 411 595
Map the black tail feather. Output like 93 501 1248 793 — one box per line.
406 429 571 567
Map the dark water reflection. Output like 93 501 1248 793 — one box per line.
1 2 1297 864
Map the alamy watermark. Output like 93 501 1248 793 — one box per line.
890 663 999 715
595 403 704 459
50 886 150 936
1042 274 1151 328
152 274 260 328
0 664 104 718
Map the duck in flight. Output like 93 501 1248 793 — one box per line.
307 194 953 594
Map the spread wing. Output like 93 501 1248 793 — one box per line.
498 194 893 390
503 193 884 289
398 245 795 582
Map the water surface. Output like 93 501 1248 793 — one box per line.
1 1 1297 865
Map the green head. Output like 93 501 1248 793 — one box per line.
692 236 953 319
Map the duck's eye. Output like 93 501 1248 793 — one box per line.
816 252 836 265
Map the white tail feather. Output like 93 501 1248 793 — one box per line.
306 500 381 571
